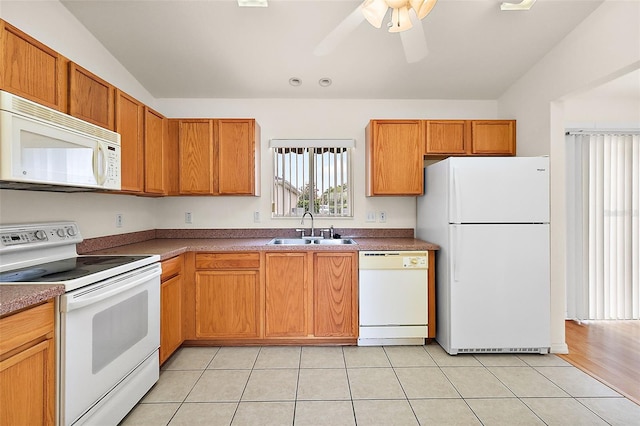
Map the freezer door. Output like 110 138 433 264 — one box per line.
448 224 550 351
448 157 549 223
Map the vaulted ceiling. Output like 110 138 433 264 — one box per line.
61 0 606 99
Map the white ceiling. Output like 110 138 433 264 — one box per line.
60 0 607 100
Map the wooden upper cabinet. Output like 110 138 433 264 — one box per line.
178 119 215 194
0 19 67 111
68 62 115 130
313 252 357 338
144 107 167 195
216 119 260 196
115 90 145 193
366 120 424 196
425 120 469 155
176 118 260 196
424 119 516 157
470 120 516 155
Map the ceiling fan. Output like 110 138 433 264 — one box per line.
314 0 438 64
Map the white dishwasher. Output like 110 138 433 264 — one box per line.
358 251 429 346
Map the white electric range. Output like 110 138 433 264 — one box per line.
0 222 161 426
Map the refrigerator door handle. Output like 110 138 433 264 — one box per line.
452 225 460 282
452 166 462 223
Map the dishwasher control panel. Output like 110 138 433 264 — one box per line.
403 256 428 268
359 251 428 270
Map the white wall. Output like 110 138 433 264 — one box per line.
0 1 500 237
155 98 498 231
498 0 640 353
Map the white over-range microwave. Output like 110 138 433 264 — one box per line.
0 90 121 191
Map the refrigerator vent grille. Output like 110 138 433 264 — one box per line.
458 347 544 354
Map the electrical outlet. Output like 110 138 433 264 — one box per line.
115 213 123 228
185 212 193 224
253 211 261 223
379 211 387 223
366 211 376 222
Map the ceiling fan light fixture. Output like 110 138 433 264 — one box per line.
361 0 388 28
237 0 268 7
500 0 536 11
409 0 437 20
388 6 413 33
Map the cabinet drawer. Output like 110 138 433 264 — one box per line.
0 300 54 356
161 255 183 281
196 252 260 270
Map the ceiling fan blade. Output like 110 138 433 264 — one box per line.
314 5 366 56
399 9 428 63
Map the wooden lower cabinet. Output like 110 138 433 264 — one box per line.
264 253 308 337
184 251 358 344
192 252 261 339
160 255 184 364
313 252 358 337
0 300 55 426
195 270 260 338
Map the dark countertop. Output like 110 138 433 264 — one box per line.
87 237 439 260
0 284 64 317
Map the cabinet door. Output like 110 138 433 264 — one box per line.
313 252 357 337
216 119 258 195
0 301 55 426
0 339 55 426
195 270 259 338
0 20 67 111
264 253 307 337
179 120 214 194
115 90 145 193
144 107 166 194
68 62 115 130
425 120 469 155
160 274 182 364
366 120 423 196
470 120 516 155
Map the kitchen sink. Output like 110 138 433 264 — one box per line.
267 238 356 246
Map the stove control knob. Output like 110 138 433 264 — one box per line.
34 230 47 240
57 229 66 238
66 227 77 237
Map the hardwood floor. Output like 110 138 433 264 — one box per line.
558 320 640 405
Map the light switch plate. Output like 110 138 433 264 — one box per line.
366 211 376 222
185 212 193 224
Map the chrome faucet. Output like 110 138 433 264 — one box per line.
301 211 315 237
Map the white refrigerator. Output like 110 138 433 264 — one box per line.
417 157 550 355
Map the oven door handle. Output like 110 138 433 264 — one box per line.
61 266 161 312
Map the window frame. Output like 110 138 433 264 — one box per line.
270 139 354 219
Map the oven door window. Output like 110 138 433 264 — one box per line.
92 290 149 373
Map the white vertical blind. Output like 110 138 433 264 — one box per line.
566 132 639 320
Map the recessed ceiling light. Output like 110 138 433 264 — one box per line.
237 0 268 7
289 77 302 87
319 78 332 87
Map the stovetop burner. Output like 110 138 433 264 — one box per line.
0 255 150 283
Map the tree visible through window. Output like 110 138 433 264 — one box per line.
271 140 353 218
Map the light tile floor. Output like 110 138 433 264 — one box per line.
120 344 640 425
